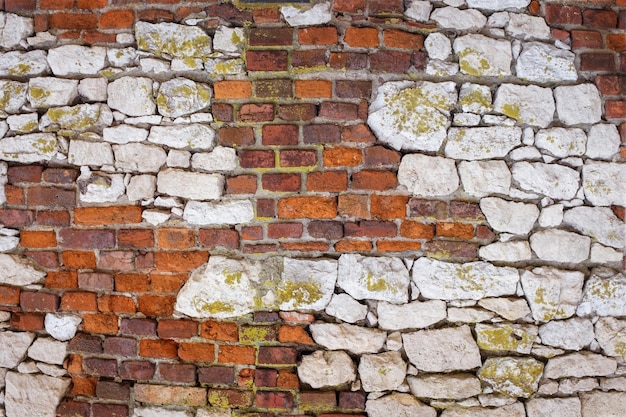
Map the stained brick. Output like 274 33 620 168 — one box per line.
303 124 341 144
158 228 195 249
199 366 235 385
8 166 42 183
201 320 239 342
339 391 366 409
330 52 368 70
307 171 348 192
255 79 293 99
292 49 327 68
335 80 372 99
10 312 45 331
219 126 255 147
262 124 299 146
68 333 102 354
159 363 197 383
83 358 118 377
78 272 113 291
256 391 294 409
370 195 408 219
423 240 479 260
198 228 240 249
0 285 20 305
49 13 98 30
103 337 137 356
255 368 277 387
258 346 297 365
92 404 128 417
208 389 254 408
120 360 155 380
240 150 275 168
583 9 617 28
351 170 397 190
298 27 338 45
544 4 582 25
59 229 115 249
120 318 157 336
280 149 317 167
178 342 216 362
319 102 359 120
278 103 317 121
400 221 435 239
96 381 130 401
571 30 603 49
238 103 274 122
278 196 337 219
28 186 75 207
247 50 289 71
342 124 376 143
369 51 412 73
299 391 337 411
0 209 34 227
344 220 397 238
364 146 401 166
250 28 293 46
227 175 257 194
37 210 70 226
140 339 178 358
138 294 176 317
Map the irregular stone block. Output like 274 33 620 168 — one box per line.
359 351 406 392
521 267 584 322
78 170 125 203
408 373 481 400
511 161 579 200
157 169 222 200
534 127 586 158
298 350 356 389
539 318 595 350
480 197 539 235
398 154 459 197
0 254 46 286
310 323 387 355
586 124 621 159
441 403 526 417
563 206 624 249
44 314 82 342
494 84 554 128
114 143 167 173
157 78 211 118
103 124 148 144
366 392 436 417
476 323 538 354
544 352 617 379
325 293 367 323
148 124 216 150
479 241 532 263
477 298 531 321
0 12 33 48
577 272 626 317
458 160 511 197
405 1 433 22
582 161 626 206
377 300 446 330
554 84 602 126
107 77 155 117
5 372 70 417
127 175 156 202
595 317 626 363
281 3 332 26
135 21 212 59
47 45 106 76
530 229 590 263
68 140 113 167
27 337 67 365
28 77 78 109
580 392 626 417
526 397 581 417
516 42 576 83
191 146 237 172
425 33 452 60
182 200 254 226
466 0 530 10
506 14 551 40
40 103 113 133
0 50 49 77
0 80 27 114
454 34 512 77
0 331 35 368
431 7 487 30
446 126 520 160
0 133 57 163
478 357 544 398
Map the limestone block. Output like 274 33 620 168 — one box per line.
446 126 521 160
506 14 550 40
405 1 433 22
494 84 555 128
40 103 113 133
577 272 626 317
68 140 113 167
0 331 35 368
521 267 584 322
586 124 621 159
0 133 57 163
582 161 626 206
377 300 446 330
425 33 451 60
431 7 487 30
6 113 37 134
534 127 586 158
277 257 338 311
590 244 623 264
78 78 108 103
182 200 254 226
442 403 526 417
480 197 539 235
281 3 332 26
459 83 492 114
0 80 27 114
114 143 167 173
511 161 579 200
366 392 436 417
127 175 156 202
526 397 581 417
479 241 532 262
476 323 538 354
398 154 459 197
454 34 512 77
298 350 356 388
516 42 576 83
157 78 211 118
107 77 155 117
325 293 367 324
530 229 590 263
28 78 78 109
0 50 49 77
478 357 544 398
4 372 70 417
448 307 496 323
359 351 406 392
107 47 137 67
27 338 67 365
563 206 624 249
309 323 387 355
44 314 81 342
0 12 33 48
135 21 212 58
47 45 106 76
157 169 222 200
191 147 237 172
477 297 531 320
205 59 245 77
148 124 216 150
167 150 191 168
103 125 148 144
408 373 481 400
459 160 511 197
213 26 246 53
595 317 626 363
467 0 530 10
0 254 46 286
539 318 595 350
555 84 602 126
580 392 626 417
544 352 617 379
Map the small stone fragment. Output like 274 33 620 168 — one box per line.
431 7 487 30
78 78 108 102
577 272 626 317
281 2 332 26
325 293 367 324
480 197 539 235
183 200 254 226
511 161 579 200
466 0 530 10
127 175 157 202
44 314 82 341
298 350 356 389
0 80 27 114
477 298 531 320
213 26 245 53
310 323 387 355
448 307 496 323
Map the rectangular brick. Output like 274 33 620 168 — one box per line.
208 389 253 408
61 292 97 312
28 186 75 207
299 27 338 45
255 79 293 99
295 80 332 98
198 228 240 249
280 149 317 167
201 320 238 342
226 174 257 194
214 81 252 99
344 220 397 238
239 149 275 168
74 206 142 225
98 294 136 313
10 312 44 331
59 229 115 249
267 222 303 239
159 363 197 383
545 4 582 25
218 345 256 365
135 384 206 406
8 166 42 183
258 346 297 365
344 27 378 48
158 320 198 339
155 251 209 272
120 318 157 336
49 13 98 30
256 391 294 410
78 272 114 291
157 228 195 249
0 285 20 305
247 50 288 71
20 230 56 248
103 337 136 356
138 294 175 317
0 209 34 227
303 124 341 144
140 339 178 359
150 273 187 293
115 273 149 292
292 49 327 68
83 313 118 334
278 196 337 219
178 342 216 362
118 229 154 248
83 358 117 378
198 366 235 385
307 171 348 192
262 124 299 146
120 360 155 380
218 126 255 147
250 28 293 46
238 103 274 122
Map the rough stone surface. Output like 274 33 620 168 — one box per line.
582 162 626 206
68 140 113 167
530 229 590 263
580 392 626 417
511 162 579 200
78 170 125 203
377 300 446 330
478 357 544 398
127 175 157 202
480 197 539 235
506 14 551 40
47 45 106 76
27 338 67 365
405 1 433 22
325 293 367 324
454 34 511 77
538 318 595 350
595 317 626 362
44 314 82 342
310 323 387 355
493 84 555 128
398 154 459 197
182 200 254 226
0 254 46 286
408 374 482 400
366 392 436 417
157 78 211 118
534 128 587 158
479 241 532 262
516 42 576 83
544 352 617 379
4 372 70 417
40 103 113 133
466 0 530 10
526 397 582 417
0 80 27 114
0 133 57 163
458 160 511 197
107 77 155 117
157 169 222 200
442 403 526 417
28 77 78 108
446 127 520 160
148 124 216 150
135 22 212 58
114 143 167 173
191 147 237 172
298 350 356 389
477 298 530 320
0 331 35 368
0 12 33 49
577 272 626 317
359 351 406 392
586 124 620 159
281 3 332 27
521 267 585 322
425 33 452 60
476 323 538 354
431 7 487 30
563 206 624 250
554 84 602 126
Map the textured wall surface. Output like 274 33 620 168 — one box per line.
0 0 625 416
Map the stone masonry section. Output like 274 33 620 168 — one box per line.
0 0 625 416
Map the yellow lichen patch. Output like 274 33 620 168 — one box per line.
478 357 544 398
239 326 274 344
28 86 50 101
193 298 235 315
9 63 33 76
32 137 57 154
458 88 492 112
276 279 323 308
458 48 492 76
363 273 391 293
476 324 536 353
222 269 243 286
500 103 522 122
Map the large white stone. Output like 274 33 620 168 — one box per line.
476 323 538 354
310 323 387 355
408 374 481 400
398 154 459 197
446 126 520 160
5 372 70 417
459 83 492 114
521 267 584 322
479 241 532 262
477 297 530 321
157 169 222 200
114 143 167 173
103 124 148 144
377 300 446 330
577 272 626 317
539 318 595 350
582 161 626 206
107 77 155 117
213 26 245 54
127 175 156 202
448 307 496 323
506 14 550 40
276 257 338 311
337 254 410 304
516 42 576 83
563 206 624 250
494 84 555 128
459 160 511 197
403 325 482 372
404 1 433 22
544 352 617 379
27 338 67 365
425 33 451 60
68 140 113 167
0 331 35 368
0 254 46 286
0 80 27 113
367 393 436 417
511 162 579 200
454 34 512 77
135 21 212 58
586 124 621 159
595 317 626 363
431 7 487 30
40 103 113 133
442 404 526 417
530 229 590 263
478 357 544 398
44 314 81 342
526 398 581 417
0 12 33 48
281 2 332 26
359 351 406 392
157 78 211 118
0 50 49 77
148 124 216 150
47 45 106 76
191 147 237 172
324 293 367 324
467 0 530 10
298 350 356 389
480 197 539 235
413 258 519 300
554 84 602 126
183 200 254 225
580 392 626 417
28 77 78 109
535 128 586 158
78 169 125 203
0 133 57 163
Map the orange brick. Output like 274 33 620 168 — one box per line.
0 285 20 305
344 27 379 48
98 295 136 313
83 313 119 334
74 206 142 226
138 294 175 317
40 0 73 9
158 228 195 249
140 339 178 358
307 171 348 192
77 0 106 7
214 81 252 99
370 195 408 219
352 170 397 190
278 325 314 344
323 147 362 167
334 240 373 252
115 273 149 292
607 33 626 51
377 240 422 252
63 250 97 269
150 273 187 292
338 194 369 218
99 10 134 29
436 222 475 239
218 345 256 365
67 354 83 376
383 29 424 49
70 376 97 396
400 221 435 239
295 80 332 98
298 27 338 45
280 242 330 252
4 185 24 204
277 369 299 388
20 230 56 248
118 229 155 248
46 271 78 289
278 196 337 219
178 342 216 362
155 251 209 272
201 321 239 342
61 291 97 311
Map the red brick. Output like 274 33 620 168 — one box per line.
8 166 42 183
214 81 252 99
201 320 239 342
369 51 412 73
157 228 195 249
278 325 314 344
295 80 332 99
545 4 582 25
243 243 277 254
476 225 496 241
99 10 135 29
267 223 303 239
140 339 178 358
198 228 240 249
258 346 297 365
571 30 603 49
551 28 570 42
0 209 33 227
49 13 98 30
299 391 336 411
409 198 448 219
620 10 626 29
4 0 36 11
238 103 274 122
250 28 293 46
277 369 299 388
45 271 77 290
333 0 366 13
335 80 372 99
337 194 368 218
339 391 366 409
98 251 135 271
597 75 626 95
383 29 424 49
278 103 317 121
57 400 91 417
150 273 187 292
40 0 73 8
92 404 128 417
606 100 626 118
219 345 256 364
178 342 216 362
322 147 362 167
239 149 275 169
303 124 341 144
364 146 401 166
77 0 105 7
96 381 131 401
256 391 294 409
262 124 299 146
103 337 137 356
307 220 343 239
68 333 102 353
205 3 253 24
155 251 209 272
98 295 136 314
118 229 154 248
344 27 379 48
0 285 20 305
583 9 617 28
298 27 338 45
28 186 75 207
292 49 327 68
226 175 257 194
247 50 288 71
34 15 48 32
370 195 408 219
219 126 255 146
400 221 435 239
330 52 368 70
120 360 155 380
370 0 403 14
83 358 117 378
607 34 626 52
377 240 421 252
20 230 56 248
344 220 396 238
59 229 115 249
37 210 70 226
342 124 376 143
254 368 277 387
78 272 113 291
10 312 44 331
115 273 149 292
307 171 348 192
4 185 24 205
449 201 485 221
137 9 174 22
319 102 359 120
82 31 117 44
436 222 475 239
138 294 175 317
240 226 262 241
74 206 142 226
212 103 233 122
159 363 197 383
256 199 276 218
61 292 97 311
280 149 317 167
253 7 281 23
581 52 614 71
351 170 397 190
278 196 337 219
24 251 58 269
208 389 254 408
120 318 156 336
198 366 235 384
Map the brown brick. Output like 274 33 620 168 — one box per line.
278 103 317 121
0 285 20 305
138 294 175 317
140 339 178 359
37 210 70 226
606 100 626 118
198 366 235 385
581 52 615 71
409 199 448 219
583 9 617 28
330 52 368 70
28 186 75 207
0 209 34 227
204 3 253 25
369 51 412 73
59 229 115 249
545 4 582 25
335 80 372 99
4 0 36 12
607 34 626 52
212 103 233 122
10 312 44 331
280 149 317 167
118 229 154 248
258 346 297 365
253 7 281 23
292 49 327 68
571 30 603 49
159 363 197 383
198 228 240 249
308 220 343 239
303 124 341 144
157 228 195 249
247 50 288 71
596 75 626 95
92 404 128 417
299 391 336 411
351 170 397 190
319 102 359 120
120 360 155 380
333 0 366 13
242 226 263 241
344 220 396 238
96 381 130 401
256 391 294 410
219 126 255 146
49 13 98 30
339 391 366 409
208 389 253 408
262 124 299 146
262 173 301 192
74 206 142 226
57 400 91 417
103 337 137 356
157 320 198 339
370 0 403 14
120 318 157 336
250 28 293 46
450 201 485 221
137 9 174 22
342 124 376 143
83 358 117 378
78 272 114 291
423 240 479 260
383 29 424 49
226 175 257 194
338 194 369 218
267 223 303 239
370 195 408 219
239 149 275 168
238 103 274 122
8 166 42 183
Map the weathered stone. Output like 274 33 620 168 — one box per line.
157 169 222 200
479 241 532 263
478 298 531 320
459 83 492 114
167 150 190 168
577 272 626 317
135 21 212 58
0 331 35 368
480 197 539 235
40 103 113 133
205 58 245 76
526 397 581 417
413 258 519 300
377 300 446 330
521 267 584 322
0 254 46 286
359 351 406 392
78 169 125 203
28 77 78 109
405 1 433 22
107 77 155 117
530 229 590 263
127 175 156 202
511 162 579 200
0 80 27 114
142 210 170 225
0 12 33 48
78 78 107 102
458 160 511 198
494 84 555 128
448 307 496 323
337 254 410 304
103 125 148 144
68 140 113 167
467 0 529 9
544 352 617 379
586 124 621 159
325 293 367 324
6 113 37 134
213 26 245 53
47 45 106 76
276 257 338 311
398 154 459 197
281 2 332 26
0 133 57 163
148 124 216 150
114 143 167 173
191 147 237 172
582 161 626 206
581 392 626 417
425 33 451 60
454 34 511 77
157 78 211 118
5 372 70 417
478 357 543 398
408 374 481 400
140 58 170 73
196 409 230 417
535 128 586 158
310 323 387 355
563 206 624 250
600 376 626 391
538 204 563 228
366 392 436 417
595 317 626 362
476 323 538 354
44 314 81 342
516 42 576 83
442 403 526 417
0 51 48 77
431 7 487 30
27 338 67 365
506 14 550 40
298 350 356 389
591 244 623 264
539 318 594 351
403 326 482 372
183 200 254 226
134 406 192 417
446 127 520 160
554 84 602 126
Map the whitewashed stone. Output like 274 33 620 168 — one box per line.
367 392 436 417
78 78 107 102
521 267 584 322
530 229 590 263
540 318 595 351
587 124 620 159
538 204 563 227
27 338 67 365
191 147 237 172
480 197 539 235
0 51 48 77
5 372 70 417
103 125 148 144
516 42 576 82
0 331 35 368
458 160 511 197
511 162 579 200
425 33 452 60
205 58 245 76
554 84 602 126
591 244 623 263
479 241 532 262
114 143 166 173
213 26 245 53
148 124 216 150
127 175 156 202
171 57 203 71
0 236 19 252
359 351 406 392
28 77 78 109
183 200 254 226
325 293 367 324
459 83 492 114
78 169 125 203
478 357 543 398
0 80 27 113
526 397 581 417
398 154 459 197
310 323 386 355
467 0 529 9
453 112 481 126
27 30 56 47
377 300 446 330
134 407 191 417
47 45 106 76
544 352 617 379
68 140 113 167
509 146 542 161
140 58 170 73
426 59 459 76
281 2 332 26
408 374 481 400
448 307 496 324
494 84 555 128
40 103 113 133
6 113 37 134
337 254 410 304
107 47 137 67
535 128 586 158
431 7 487 30
577 272 626 317
413 258 519 300
405 1 433 22
476 323 537 354
454 34 511 77
596 317 626 362
506 14 550 40
157 78 211 118
135 21 212 58
44 314 81 342
142 210 169 225
478 298 530 320
298 350 356 389
581 392 626 417
107 77 155 117
0 254 46 286
277 258 337 311
446 127 520 160
403 326 481 372
564 206 624 249
582 161 626 206
158 169 222 200
0 12 32 48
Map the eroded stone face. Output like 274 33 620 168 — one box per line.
544 352 617 379
594 317 626 363
408 373 482 400
298 350 356 389
5 372 70 417
398 154 459 197
521 267 584 322
475 323 538 354
135 21 212 58
445 126 521 160
454 34 512 77
478 357 543 398
47 45 106 76
156 78 211 118
310 323 387 355
358 351 407 392
0 133 57 163
107 77 155 117
366 392 436 417
493 84 555 128
516 42 576 83
577 272 626 317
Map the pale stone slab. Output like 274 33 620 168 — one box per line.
298 350 356 389
127 175 156 202
442 403 526 417
205 59 245 77
0 80 27 113
367 393 435 417
359 351 406 392
494 84 555 128
581 392 626 417
479 241 532 262
277 257 338 312
511 161 579 200
68 140 113 167
78 170 125 203
431 7 487 30
582 161 626 206
403 326 482 372
555 84 602 126
577 272 626 317
563 206 624 250
477 298 530 321
0 12 33 48
5 372 70 417
476 323 538 354
40 103 113 133
281 2 332 26
325 293 367 324
448 307 496 323
0 50 48 77
78 78 107 102
213 26 245 53
28 77 78 109
521 267 584 322
377 300 446 330
405 1 433 22
467 0 530 10
530 229 590 263
591 244 623 264
114 143 167 173
516 42 576 83
595 317 626 363
558 378 597 394
310 323 387 355
425 33 451 60
544 352 617 379
7 113 37 134
454 34 512 77
459 83 492 114
0 133 57 163
191 147 237 172
587 124 621 159
413 258 519 300
408 374 481 400
158 169 222 200
135 21 212 58
107 77 155 117
446 127 520 160
148 124 216 150
47 45 106 76
157 78 211 118
539 318 595 350
398 154 459 197
0 254 46 286
103 124 148 144
459 160 511 198
479 357 543 398
535 128 586 158
44 314 81 342
506 14 550 40
27 338 67 365
0 331 35 368
480 197 538 235
526 397 581 417
183 200 253 226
